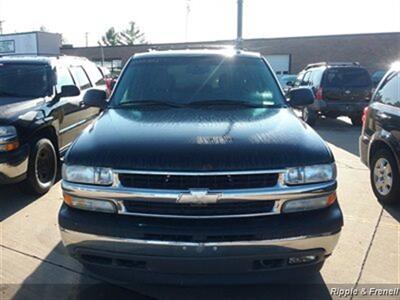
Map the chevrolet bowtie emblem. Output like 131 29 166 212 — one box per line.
177 189 220 204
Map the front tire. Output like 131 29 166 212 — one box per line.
23 138 58 195
370 148 400 205
301 107 318 126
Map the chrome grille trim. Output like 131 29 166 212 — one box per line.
112 169 287 176
62 177 337 219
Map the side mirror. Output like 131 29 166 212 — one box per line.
60 85 80 97
286 81 293 87
83 89 108 109
288 88 315 107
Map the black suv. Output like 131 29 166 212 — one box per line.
360 62 400 204
59 50 343 284
294 62 373 126
0 56 106 194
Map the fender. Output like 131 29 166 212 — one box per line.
368 129 400 169
17 107 61 150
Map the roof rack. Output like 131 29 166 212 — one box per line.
305 62 360 70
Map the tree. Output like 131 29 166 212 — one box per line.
39 25 48 32
119 22 146 45
100 27 122 46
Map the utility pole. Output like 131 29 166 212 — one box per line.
98 41 105 66
185 0 191 42
85 32 89 47
0 20 4 35
236 0 243 49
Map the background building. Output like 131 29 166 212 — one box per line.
0 31 62 56
61 32 400 75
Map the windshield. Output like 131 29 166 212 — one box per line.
324 67 372 88
0 63 52 98
111 56 285 107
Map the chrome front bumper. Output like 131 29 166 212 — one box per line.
60 227 341 257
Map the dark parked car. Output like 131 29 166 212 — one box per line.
59 50 343 284
371 70 387 87
0 56 106 194
295 62 373 126
360 62 400 204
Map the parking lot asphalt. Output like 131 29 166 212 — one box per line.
0 117 399 300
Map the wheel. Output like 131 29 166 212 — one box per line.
370 148 400 204
301 107 317 126
350 114 362 126
23 138 58 195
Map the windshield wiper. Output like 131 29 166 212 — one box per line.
112 100 183 108
187 99 281 108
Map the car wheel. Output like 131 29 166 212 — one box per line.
350 114 362 126
301 107 317 126
370 148 400 204
23 138 58 195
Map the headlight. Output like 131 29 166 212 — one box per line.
62 165 114 186
284 164 336 185
0 126 19 152
0 126 17 137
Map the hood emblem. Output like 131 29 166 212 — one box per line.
177 189 220 204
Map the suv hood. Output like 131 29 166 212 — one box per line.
66 108 333 171
0 97 45 125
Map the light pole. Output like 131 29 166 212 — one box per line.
236 0 243 49
98 41 105 66
185 0 191 42
85 32 89 47
0 20 5 35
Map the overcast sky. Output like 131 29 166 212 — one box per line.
0 0 399 47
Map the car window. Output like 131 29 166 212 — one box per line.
84 63 105 86
112 56 285 107
375 72 400 107
311 69 324 86
294 72 304 87
324 67 372 88
0 63 52 98
98 66 111 79
302 71 311 85
56 67 75 93
70 66 91 90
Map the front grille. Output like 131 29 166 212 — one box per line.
119 173 279 190
122 200 275 217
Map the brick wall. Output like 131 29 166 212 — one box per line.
61 32 400 74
